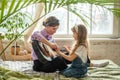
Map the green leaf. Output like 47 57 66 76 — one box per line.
13 0 22 12
69 7 89 26
48 0 53 12
7 0 16 16
0 0 6 22
57 0 65 8
110 8 120 17
19 0 29 9
52 0 59 10
44 0 47 14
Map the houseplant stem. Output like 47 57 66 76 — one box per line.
0 14 47 56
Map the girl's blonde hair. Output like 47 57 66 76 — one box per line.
71 24 90 55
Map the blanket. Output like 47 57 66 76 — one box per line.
0 60 120 80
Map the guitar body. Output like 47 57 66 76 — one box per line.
32 40 57 64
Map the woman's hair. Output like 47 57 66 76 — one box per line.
71 24 90 55
43 16 59 27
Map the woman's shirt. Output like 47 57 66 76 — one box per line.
31 29 55 60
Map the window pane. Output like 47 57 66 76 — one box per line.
69 3 91 34
45 3 113 37
0 4 36 34
46 7 68 35
92 5 113 34
21 4 36 19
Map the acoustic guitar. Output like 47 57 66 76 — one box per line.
32 40 57 64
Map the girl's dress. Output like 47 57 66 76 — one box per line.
61 46 90 78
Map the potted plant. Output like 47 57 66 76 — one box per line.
0 11 32 56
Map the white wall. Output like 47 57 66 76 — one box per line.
1 38 120 66
55 38 120 66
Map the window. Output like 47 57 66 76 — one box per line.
0 4 36 34
91 5 113 35
46 7 68 35
46 3 114 38
21 4 36 19
1 3 118 38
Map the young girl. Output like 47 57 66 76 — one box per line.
56 24 90 78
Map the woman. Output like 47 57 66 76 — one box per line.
31 16 68 72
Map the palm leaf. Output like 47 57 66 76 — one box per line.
7 0 16 16
57 0 65 8
0 14 46 56
0 0 6 22
48 0 53 12
24 0 33 7
68 7 89 26
13 0 22 12
19 0 30 8
0 0 36 24
109 8 120 17
52 0 59 10
44 0 47 14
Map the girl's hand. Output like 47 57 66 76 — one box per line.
50 43 61 55
63 45 71 52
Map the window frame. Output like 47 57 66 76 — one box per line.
53 4 120 39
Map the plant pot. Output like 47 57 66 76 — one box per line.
11 46 20 55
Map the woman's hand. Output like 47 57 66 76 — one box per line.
54 44 61 55
50 43 57 50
